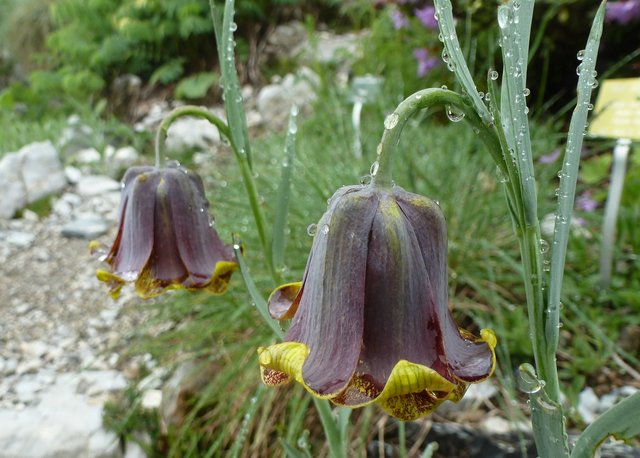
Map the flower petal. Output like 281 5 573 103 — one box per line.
393 187 496 381
285 186 378 396
268 282 303 320
110 171 158 277
164 168 235 287
356 191 448 392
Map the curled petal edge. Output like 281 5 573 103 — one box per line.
267 282 303 320
257 329 497 421
96 260 238 299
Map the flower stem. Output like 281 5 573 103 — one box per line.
155 106 277 283
371 88 505 190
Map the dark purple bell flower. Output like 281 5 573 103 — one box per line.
91 163 237 299
258 184 496 421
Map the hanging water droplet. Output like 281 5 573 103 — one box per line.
360 175 372 185
590 78 599 89
233 243 241 251
540 239 549 254
524 106 529 115
445 105 465 122
441 84 448 90
478 91 485 99
523 88 531 97
441 49 450 63
489 70 499 81
517 363 546 394
576 49 585 61
496 166 508 183
447 62 456 72
587 103 594 111
306 224 317 236
370 161 379 176
230 22 238 32
321 224 330 235
485 92 492 102
497 5 513 29
383 112 399 129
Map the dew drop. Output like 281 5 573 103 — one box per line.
540 239 549 254
489 70 499 81
441 49 450 63
445 105 465 122
233 243 241 250
523 88 530 97
383 112 399 129
485 92 491 102
370 161 379 176
497 5 512 29
306 224 317 236
441 84 448 90
321 224 330 235
230 22 238 32
587 103 594 111
577 49 585 61
360 175 372 185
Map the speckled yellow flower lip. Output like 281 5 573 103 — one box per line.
92 164 237 299
257 184 497 420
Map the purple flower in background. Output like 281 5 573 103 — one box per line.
539 148 561 164
389 9 410 29
577 191 598 212
415 5 438 29
413 48 439 77
606 1 640 24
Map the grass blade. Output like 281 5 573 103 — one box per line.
546 0 606 358
210 0 253 168
233 238 284 339
571 391 640 458
272 105 299 270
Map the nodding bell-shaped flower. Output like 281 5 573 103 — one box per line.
91 163 237 299
258 184 496 421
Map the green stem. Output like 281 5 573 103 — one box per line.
398 421 407 458
313 398 348 458
372 88 505 192
155 106 277 282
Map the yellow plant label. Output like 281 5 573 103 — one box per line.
588 78 640 140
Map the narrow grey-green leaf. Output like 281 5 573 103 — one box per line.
280 440 307 458
433 0 492 124
571 391 640 458
232 238 283 339
228 384 265 458
514 0 534 84
272 105 298 270
210 0 252 168
519 364 570 458
546 0 606 355
498 2 538 227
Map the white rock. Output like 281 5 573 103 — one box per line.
0 372 122 458
141 389 162 410
76 176 121 197
113 146 139 169
0 152 27 219
578 387 600 424
61 216 109 239
3 230 36 248
257 68 319 130
124 441 147 458
165 116 222 153
20 141 68 203
76 147 102 164
65 166 83 184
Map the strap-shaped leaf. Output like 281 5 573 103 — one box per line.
272 106 298 270
210 0 253 168
547 0 606 352
571 391 640 458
